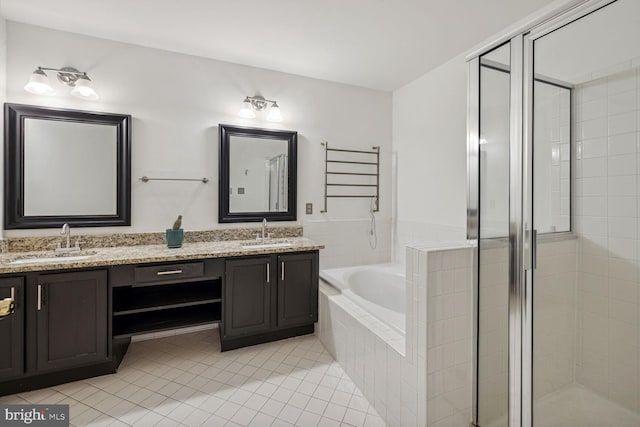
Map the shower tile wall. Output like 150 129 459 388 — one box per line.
534 238 578 398
478 239 577 427
574 66 640 412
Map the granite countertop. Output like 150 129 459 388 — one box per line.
0 237 324 274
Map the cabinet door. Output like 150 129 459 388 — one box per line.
35 270 108 372
277 252 318 328
224 257 272 338
0 278 24 381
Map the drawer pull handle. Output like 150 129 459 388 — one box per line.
10 287 15 300
266 263 270 284
37 284 42 311
282 262 285 281
156 269 183 276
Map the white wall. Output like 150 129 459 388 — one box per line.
4 22 392 267
392 54 468 262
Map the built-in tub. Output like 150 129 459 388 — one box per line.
320 263 405 334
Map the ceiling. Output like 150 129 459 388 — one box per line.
0 0 556 91
535 0 640 84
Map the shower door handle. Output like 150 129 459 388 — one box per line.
532 229 537 270
525 229 537 271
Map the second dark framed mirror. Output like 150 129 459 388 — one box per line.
219 124 297 223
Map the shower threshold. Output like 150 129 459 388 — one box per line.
484 384 640 427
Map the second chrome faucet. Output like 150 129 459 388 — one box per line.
255 218 272 242
56 223 82 254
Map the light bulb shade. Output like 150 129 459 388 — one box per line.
266 103 283 122
70 75 99 100
238 99 256 119
24 69 54 95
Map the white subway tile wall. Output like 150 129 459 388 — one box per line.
533 239 578 398
478 238 578 427
575 66 640 413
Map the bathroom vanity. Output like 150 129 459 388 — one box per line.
0 238 321 396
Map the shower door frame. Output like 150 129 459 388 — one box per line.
467 1 617 426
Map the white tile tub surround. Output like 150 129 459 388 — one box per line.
318 244 473 427
574 65 640 414
393 220 466 265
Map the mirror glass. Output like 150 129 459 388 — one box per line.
24 118 118 216
219 124 297 223
228 136 289 213
4 103 131 229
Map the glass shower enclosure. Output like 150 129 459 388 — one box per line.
468 0 640 426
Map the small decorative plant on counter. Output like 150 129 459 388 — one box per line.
165 215 184 248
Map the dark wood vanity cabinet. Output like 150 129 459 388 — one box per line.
0 249 319 393
222 251 319 350
0 270 111 396
223 256 273 338
32 270 108 372
0 277 24 381
277 252 319 328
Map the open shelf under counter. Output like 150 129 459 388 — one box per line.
112 279 221 315
112 303 221 338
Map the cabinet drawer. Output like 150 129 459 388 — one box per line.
134 262 204 285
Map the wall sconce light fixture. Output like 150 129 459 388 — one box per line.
24 66 99 100
238 95 282 122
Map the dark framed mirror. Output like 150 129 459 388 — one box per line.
4 103 131 229
219 124 297 223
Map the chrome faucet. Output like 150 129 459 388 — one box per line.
61 223 71 249
262 218 268 241
56 223 81 254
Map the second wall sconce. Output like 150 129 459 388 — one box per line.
24 66 99 100
238 95 282 122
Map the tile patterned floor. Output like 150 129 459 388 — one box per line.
0 329 386 427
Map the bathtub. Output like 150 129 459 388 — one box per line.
320 263 406 334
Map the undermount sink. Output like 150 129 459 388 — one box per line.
241 242 293 250
10 251 98 265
